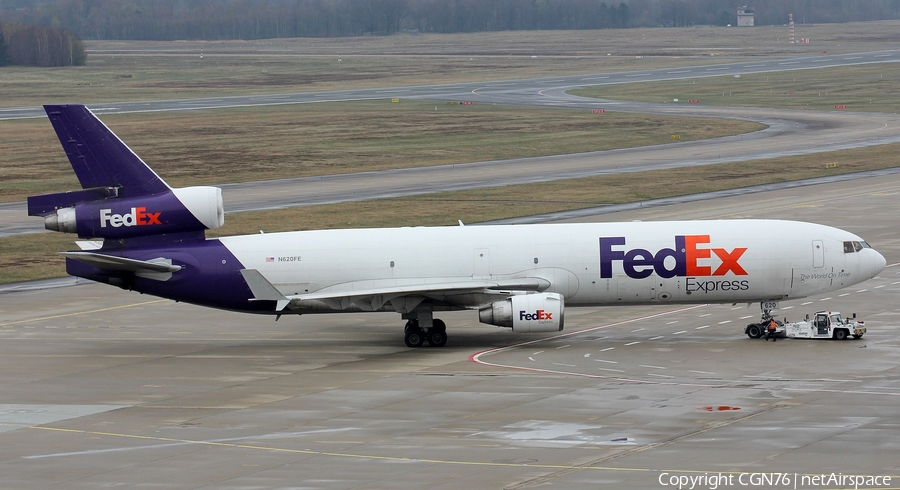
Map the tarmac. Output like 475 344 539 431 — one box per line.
1 173 899 489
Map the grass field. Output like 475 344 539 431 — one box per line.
570 63 900 112
4 21 900 107
0 100 763 202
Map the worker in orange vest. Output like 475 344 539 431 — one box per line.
766 318 778 342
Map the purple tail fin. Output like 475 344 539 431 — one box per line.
43 105 170 197
29 105 224 243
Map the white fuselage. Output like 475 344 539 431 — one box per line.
219 219 885 313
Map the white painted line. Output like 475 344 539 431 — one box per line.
695 325 710 330
801 301 814 305
640 364 666 370
690 370 715 375
839 293 850 296
624 341 640 346
874 285 885 289
844 56 863 60
553 363 576 367
647 373 675 378
819 297 832 301
857 289 868 293
667 70 691 73
739 315 753 320
699 314 711 317
665 321 679 325
875 54 893 57
584 353 591 358
632 328 645 332
556 345 570 349
778 61 800 65
673 331 687 335
532 351 544 356
706 67 728 71
730 307 742 310
718 320 731 324
742 64 765 67
594 359 618 364
581 76 609 80
891 281 900 285
782 306 794 309
600 347 615 352
649 336 665 340
528 357 535 362
598 368 625 373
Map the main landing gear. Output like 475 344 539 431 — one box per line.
404 319 447 348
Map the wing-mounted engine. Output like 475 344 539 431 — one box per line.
478 292 564 333
29 186 224 239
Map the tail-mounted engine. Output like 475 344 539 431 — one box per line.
479 292 565 333
28 186 224 239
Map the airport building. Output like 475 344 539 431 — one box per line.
737 6 754 26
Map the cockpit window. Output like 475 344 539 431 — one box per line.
844 241 866 253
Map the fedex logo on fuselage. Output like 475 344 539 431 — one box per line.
600 235 748 279
99 207 162 228
520 309 553 322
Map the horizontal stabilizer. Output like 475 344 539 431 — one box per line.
62 252 182 274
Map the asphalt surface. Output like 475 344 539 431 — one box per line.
1 172 898 489
4 49 900 237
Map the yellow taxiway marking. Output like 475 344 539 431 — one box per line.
26 426 900 483
0 299 167 327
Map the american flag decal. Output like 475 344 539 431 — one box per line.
265 257 275 262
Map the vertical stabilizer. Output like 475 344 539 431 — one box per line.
43 105 170 197
30 105 224 242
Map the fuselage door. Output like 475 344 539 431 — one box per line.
812 240 825 268
473 248 491 279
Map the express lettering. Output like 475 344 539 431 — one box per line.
520 310 553 321
99 207 162 228
600 235 747 279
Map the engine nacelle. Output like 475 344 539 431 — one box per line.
478 292 564 333
38 186 224 239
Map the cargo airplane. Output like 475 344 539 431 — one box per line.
28 105 886 347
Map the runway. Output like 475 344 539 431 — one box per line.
1 172 898 489
4 50 900 237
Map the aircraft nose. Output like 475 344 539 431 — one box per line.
872 249 887 276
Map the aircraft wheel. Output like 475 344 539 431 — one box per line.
405 328 425 348
427 330 448 347
746 324 762 339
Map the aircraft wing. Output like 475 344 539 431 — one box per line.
240 269 550 312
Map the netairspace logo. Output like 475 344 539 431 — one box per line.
657 472 892 490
